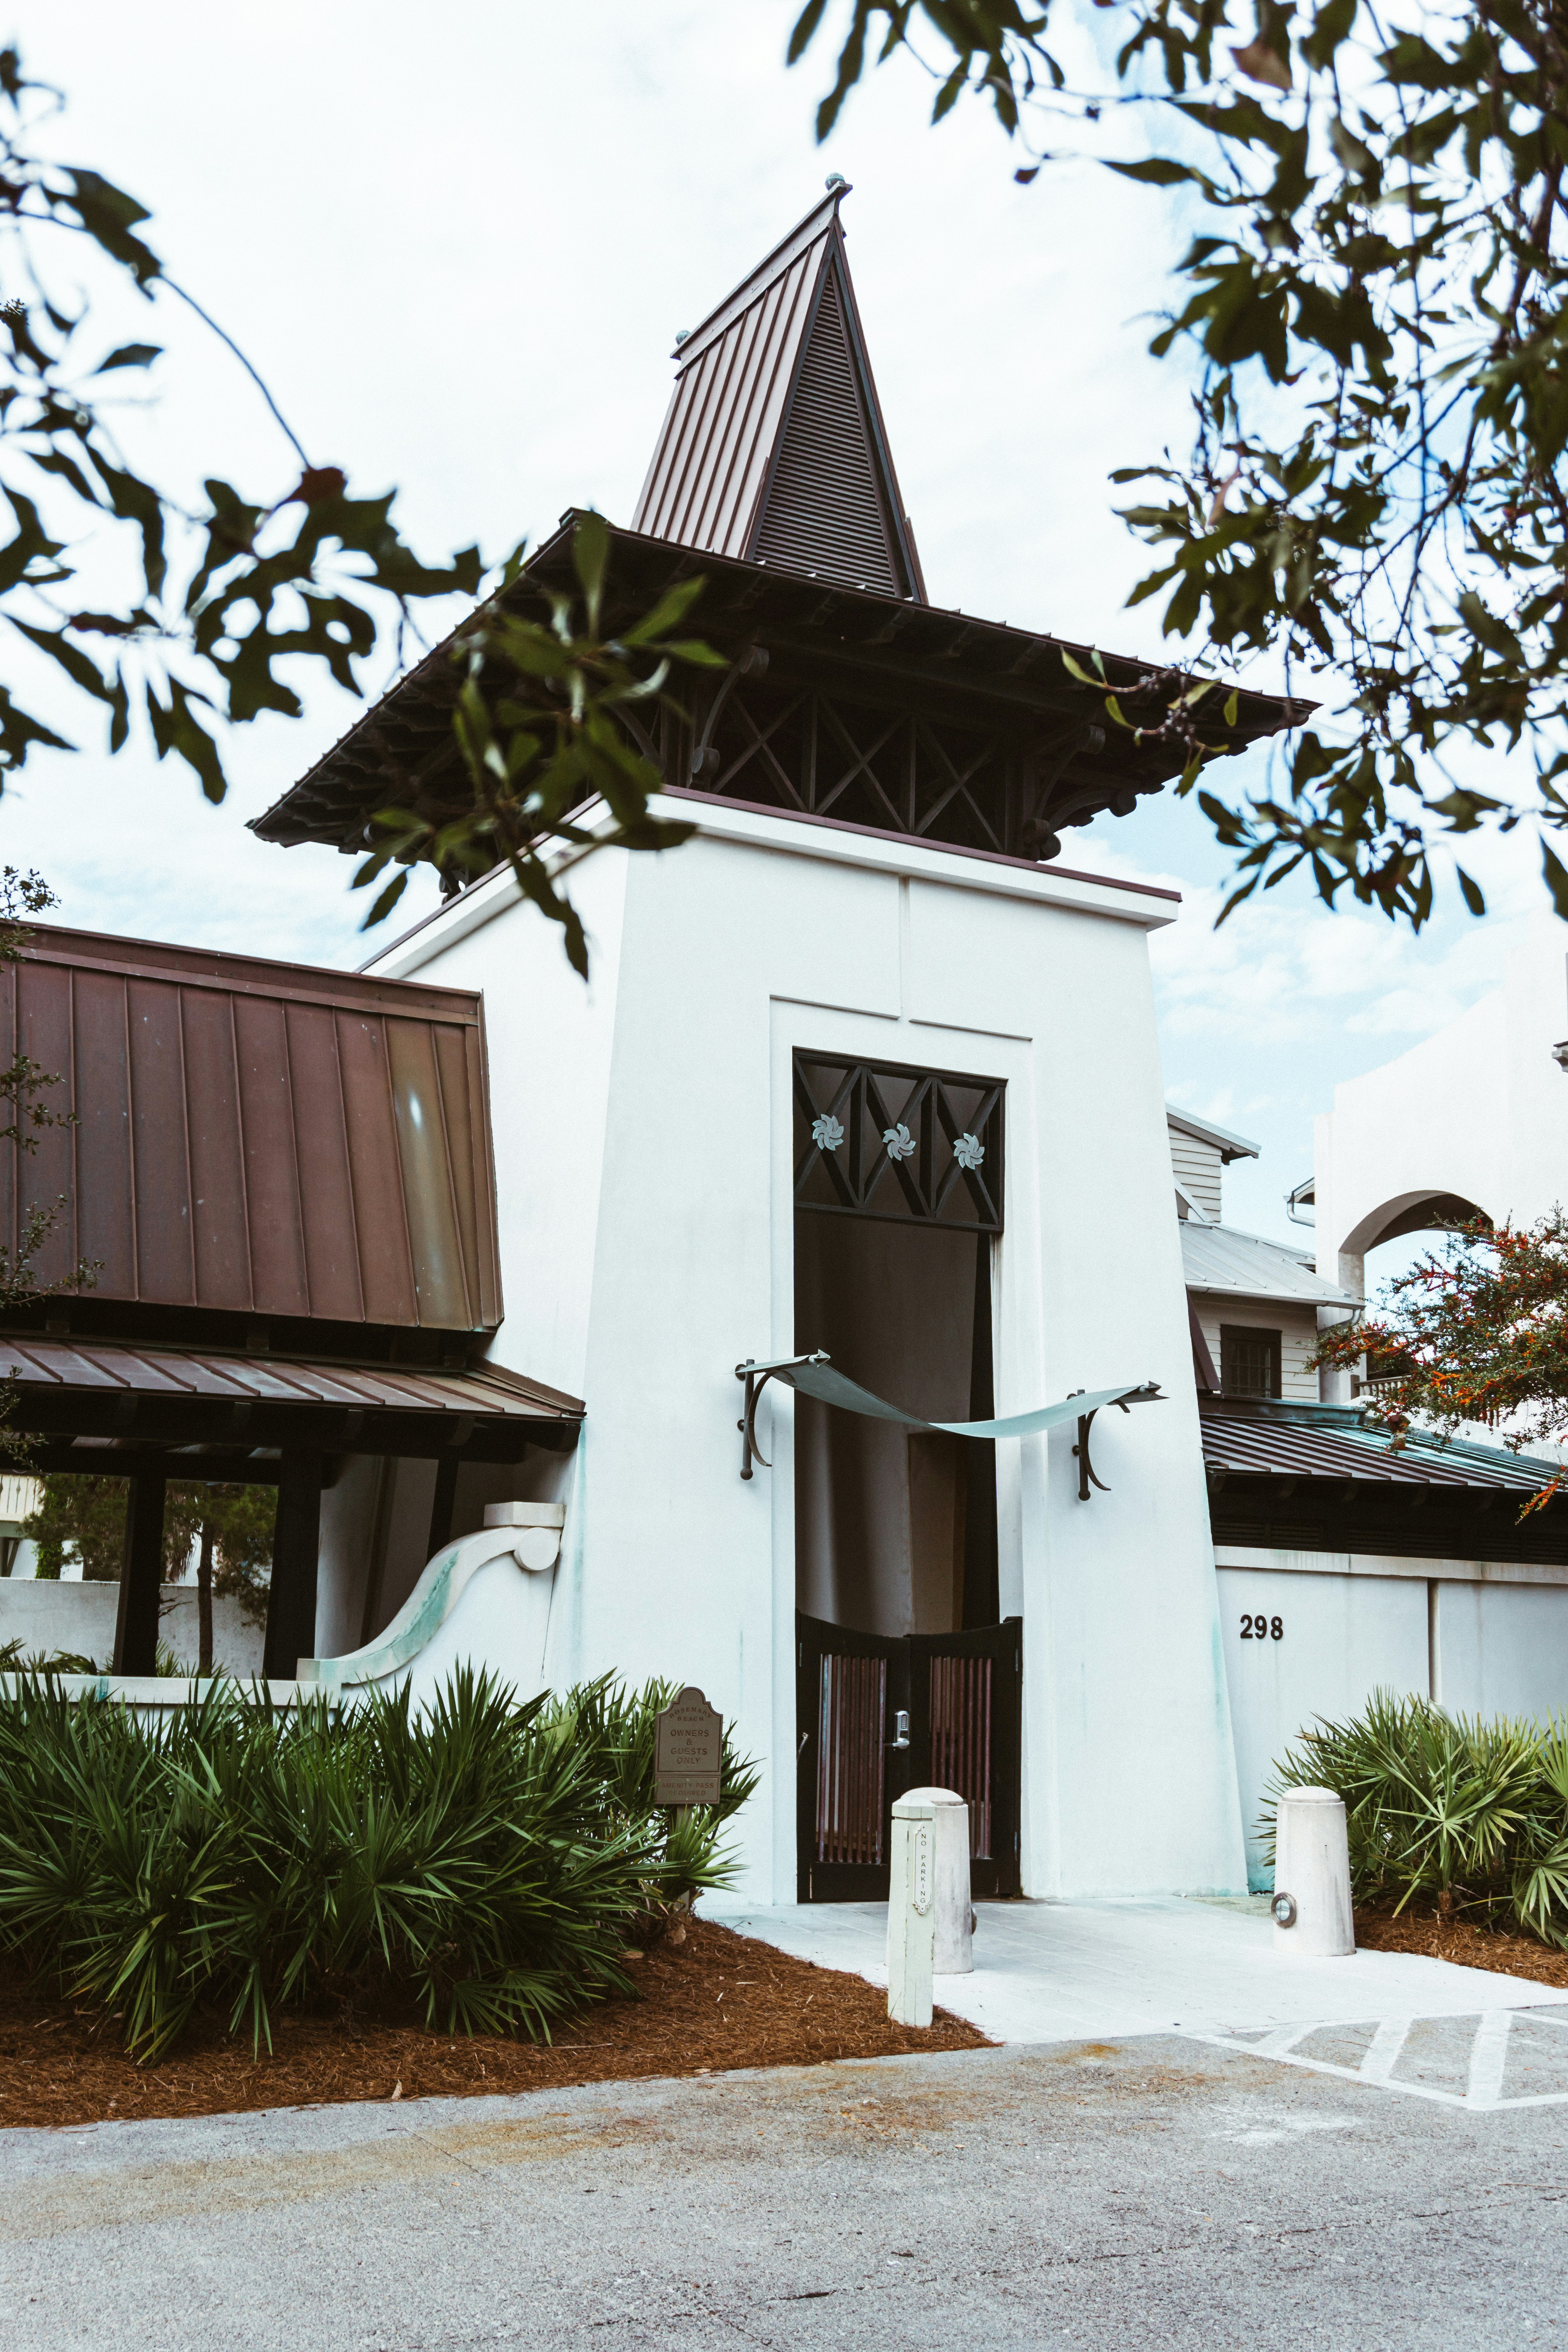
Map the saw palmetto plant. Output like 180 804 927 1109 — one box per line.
1267 1687 1568 1942
0 1667 757 2063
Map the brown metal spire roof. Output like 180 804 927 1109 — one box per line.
630 185 926 602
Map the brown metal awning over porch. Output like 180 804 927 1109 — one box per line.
2 1334 583 1474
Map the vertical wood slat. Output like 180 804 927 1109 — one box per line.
930 1653 993 1860
815 1650 886 1866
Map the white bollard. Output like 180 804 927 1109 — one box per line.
1272 1784 1355 1957
899 1786 974 1973
887 1795 936 2027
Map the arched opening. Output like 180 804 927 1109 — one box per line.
1352 1192 1493 1253
1321 1192 1496 1405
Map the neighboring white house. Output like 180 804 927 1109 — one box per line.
0 1473 40 1581
1169 1105 1359 1403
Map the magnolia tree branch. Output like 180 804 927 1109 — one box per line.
1315 1212 1568 1516
790 0 1568 931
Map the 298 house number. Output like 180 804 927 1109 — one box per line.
1239 1614 1283 1641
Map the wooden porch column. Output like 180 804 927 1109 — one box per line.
263 1450 323 1681
113 1470 167 1676
425 1454 460 1563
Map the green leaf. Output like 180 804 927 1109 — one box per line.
1542 841 1568 922
61 169 162 285
1455 866 1486 916
93 343 162 373
616 577 707 645
932 62 967 123
10 621 114 703
572 512 610 635
360 871 409 929
786 0 829 65
1106 158 1196 187
1060 648 1107 688
1456 592 1524 666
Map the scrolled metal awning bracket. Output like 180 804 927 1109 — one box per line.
1070 1381 1164 1502
735 1351 829 1480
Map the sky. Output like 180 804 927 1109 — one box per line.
10 0 1557 1271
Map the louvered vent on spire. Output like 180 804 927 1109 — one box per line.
631 186 925 602
752 270 902 593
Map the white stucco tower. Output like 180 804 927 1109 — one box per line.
367 801 1249 1903
260 187 1306 1902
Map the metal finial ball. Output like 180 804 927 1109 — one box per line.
825 173 847 191
673 328 690 345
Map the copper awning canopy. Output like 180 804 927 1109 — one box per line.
4 1334 582 1470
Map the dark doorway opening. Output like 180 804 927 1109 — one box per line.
792 1048 1016 1899
794 1219 1000 1637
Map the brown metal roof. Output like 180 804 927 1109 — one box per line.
0 1332 581 1469
0 1333 578 1421
630 186 925 600
2 926 502 1335
1200 1398 1554 1492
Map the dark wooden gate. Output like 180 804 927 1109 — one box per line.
796 1612 1022 1902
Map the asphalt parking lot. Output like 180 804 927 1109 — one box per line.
4 2021 1568 2350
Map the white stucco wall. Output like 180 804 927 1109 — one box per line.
0 1579 265 1674
368 800 1247 1902
1315 911 1568 1297
1217 1561 1430 1888
1216 1546 1568 1887
1434 1580 1568 1721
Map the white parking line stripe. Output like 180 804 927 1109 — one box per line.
1466 2009 1512 2107
1361 2016 1413 2084
1251 2022 1324 2056
1184 2031 1469 2107
1185 2015 1568 2114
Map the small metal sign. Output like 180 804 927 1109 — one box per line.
910 1820 934 1916
654 1685 724 1807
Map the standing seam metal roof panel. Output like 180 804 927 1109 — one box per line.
1199 1401 1554 1491
0 927 503 1333
630 187 925 600
1181 1223 1360 1307
0 1334 582 1419
634 242 822 558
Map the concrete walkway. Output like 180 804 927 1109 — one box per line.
706 1893 1568 2042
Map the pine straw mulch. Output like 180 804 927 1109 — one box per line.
1354 1900 1568 1989
0 1916 991 2131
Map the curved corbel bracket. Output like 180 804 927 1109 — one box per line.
1069 1380 1163 1501
735 1350 829 1480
